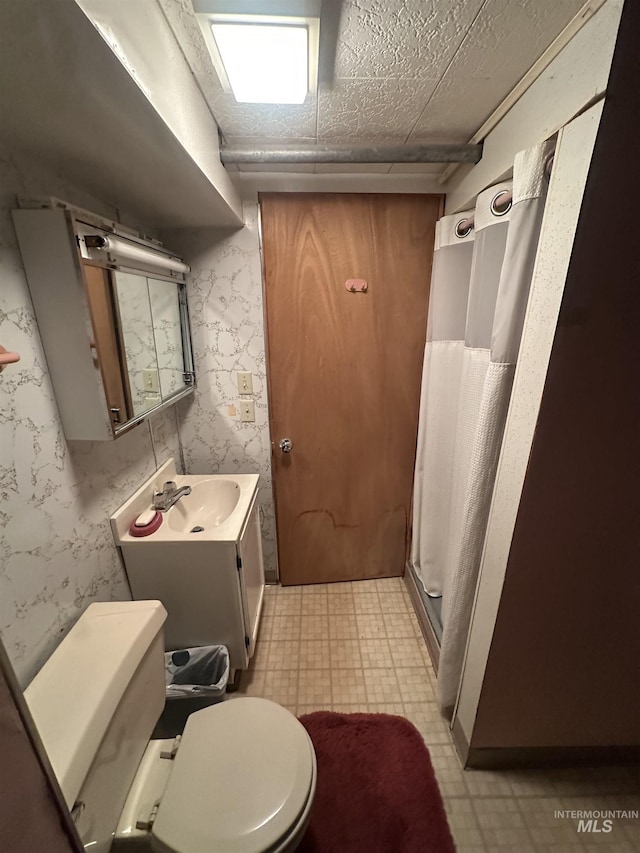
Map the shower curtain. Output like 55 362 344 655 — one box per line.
411 140 554 712
410 213 475 598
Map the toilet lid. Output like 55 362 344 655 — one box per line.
151 698 315 853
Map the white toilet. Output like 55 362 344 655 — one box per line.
24 600 316 853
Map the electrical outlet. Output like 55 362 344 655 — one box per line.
239 400 255 422
237 371 253 394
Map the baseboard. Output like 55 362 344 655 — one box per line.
465 743 640 769
450 715 640 769
451 715 471 766
403 564 440 673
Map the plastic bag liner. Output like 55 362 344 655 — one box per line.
164 645 229 698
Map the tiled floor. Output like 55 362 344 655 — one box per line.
235 578 640 852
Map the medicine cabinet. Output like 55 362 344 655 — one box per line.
13 200 195 440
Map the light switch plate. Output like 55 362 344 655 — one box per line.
143 369 160 393
239 400 255 422
237 371 253 394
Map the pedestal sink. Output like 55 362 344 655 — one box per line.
110 459 264 673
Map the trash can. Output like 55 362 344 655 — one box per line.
164 645 230 701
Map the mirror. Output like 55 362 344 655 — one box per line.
148 278 187 401
110 271 192 425
114 272 161 416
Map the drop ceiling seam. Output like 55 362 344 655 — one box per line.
403 0 491 143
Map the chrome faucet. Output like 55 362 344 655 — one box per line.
152 480 192 512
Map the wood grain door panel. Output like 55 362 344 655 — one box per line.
261 193 441 585
83 263 132 427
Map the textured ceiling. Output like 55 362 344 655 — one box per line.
158 0 585 173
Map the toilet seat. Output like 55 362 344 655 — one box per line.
151 698 316 853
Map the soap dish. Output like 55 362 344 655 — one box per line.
129 510 163 537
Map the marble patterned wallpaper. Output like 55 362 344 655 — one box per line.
163 204 278 580
0 145 182 687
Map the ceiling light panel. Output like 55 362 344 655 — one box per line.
193 2 320 106
212 22 308 104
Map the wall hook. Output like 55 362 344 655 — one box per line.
345 278 368 293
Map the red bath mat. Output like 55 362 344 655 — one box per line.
298 712 455 853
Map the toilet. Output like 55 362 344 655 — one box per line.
24 601 316 853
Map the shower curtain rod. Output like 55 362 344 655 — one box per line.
455 153 554 237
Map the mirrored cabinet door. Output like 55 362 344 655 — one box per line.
114 271 162 416
148 278 187 401
84 265 132 427
99 268 194 427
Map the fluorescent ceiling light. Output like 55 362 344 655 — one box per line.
211 22 308 104
193 3 320 105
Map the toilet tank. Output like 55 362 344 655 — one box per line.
24 600 167 853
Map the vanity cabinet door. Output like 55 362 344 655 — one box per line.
237 497 265 658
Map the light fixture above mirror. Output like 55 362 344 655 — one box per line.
193 0 320 104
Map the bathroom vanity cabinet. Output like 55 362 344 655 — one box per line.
111 462 265 672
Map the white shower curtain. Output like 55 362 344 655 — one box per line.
411 140 554 712
410 213 475 597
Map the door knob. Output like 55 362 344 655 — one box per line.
279 438 293 453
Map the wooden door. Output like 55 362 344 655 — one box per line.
261 193 442 586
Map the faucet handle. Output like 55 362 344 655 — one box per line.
153 480 176 499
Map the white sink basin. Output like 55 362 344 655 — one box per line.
110 459 259 543
167 479 240 533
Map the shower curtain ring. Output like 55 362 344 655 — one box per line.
490 190 512 217
455 218 473 238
